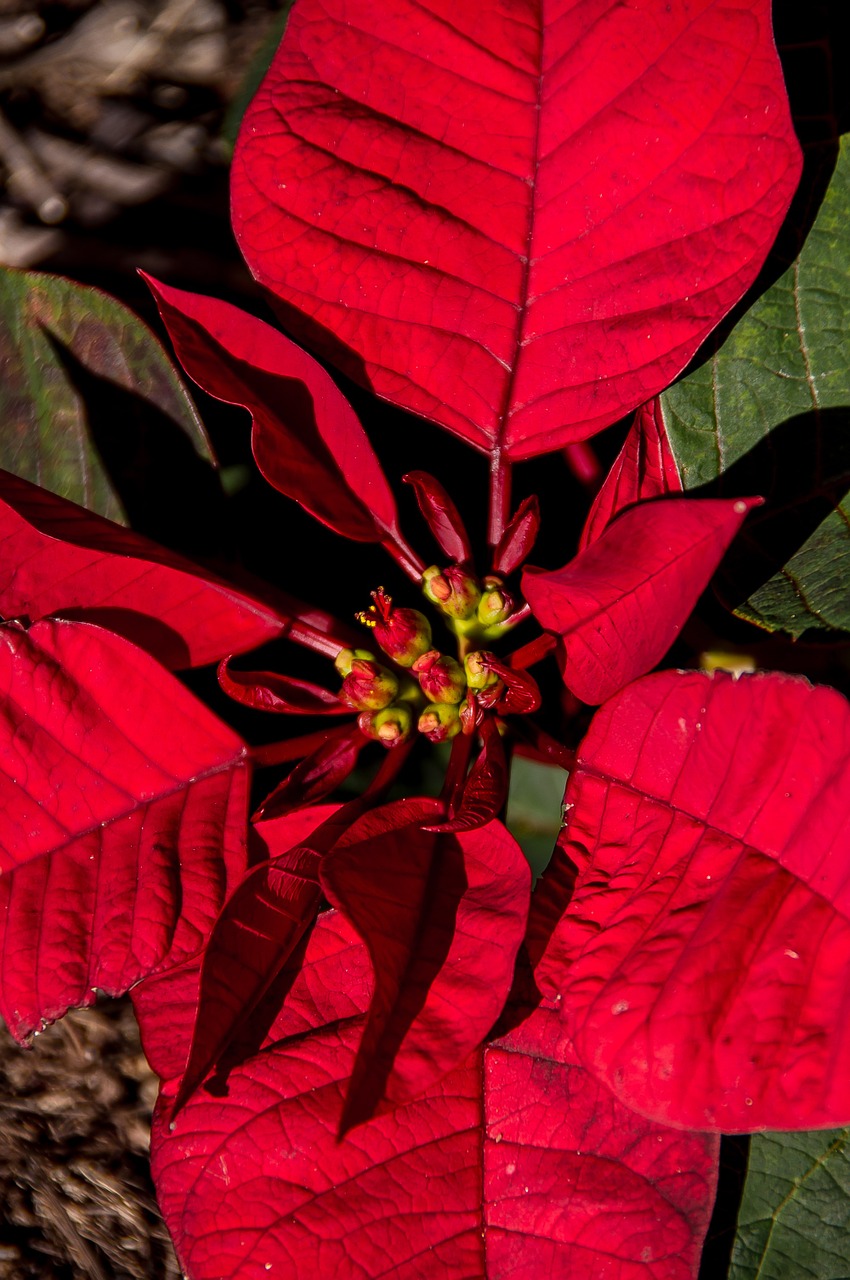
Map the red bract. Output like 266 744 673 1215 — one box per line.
0 619 248 1042
537 669 850 1132
145 275 423 578
136 910 718 1280
321 798 530 1127
218 657 347 715
232 0 800 459
173 795 530 1124
171 803 340 1114
523 496 759 704
579 399 683 550
0 468 294 668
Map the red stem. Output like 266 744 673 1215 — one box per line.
441 730 474 814
487 450 512 548
508 632 556 670
381 534 427 584
287 620 346 660
363 736 416 802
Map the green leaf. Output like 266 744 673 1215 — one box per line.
729 1129 850 1280
0 267 213 524
660 137 850 636
221 4 293 152
506 755 567 880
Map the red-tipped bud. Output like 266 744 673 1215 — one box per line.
464 650 501 691
422 565 481 620
334 647 376 677
412 650 467 704
417 701 461 743
357 587 432 667
340 658 399 711
477 575 514 628
357 702 414 748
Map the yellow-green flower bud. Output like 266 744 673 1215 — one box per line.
417 701 461 743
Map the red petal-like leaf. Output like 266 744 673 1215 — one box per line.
403 471 472 565
233 0 800 458
172 804 339 1113
580 399 683 550
537 669 850 1131
321 799 530 1127
523 497 758 704
493 496 540 577
426 718 509 834
218 656 346 715
0 469 290 668
138 910 717 1279
0 619 248 1042
477 655 542 716
254 730 365 820
144 275 406 548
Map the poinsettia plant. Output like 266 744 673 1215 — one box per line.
2 0 850 1275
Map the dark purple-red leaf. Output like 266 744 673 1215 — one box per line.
403 471 472 565
0 619 248 1042
233 0 800 457
477 655 542 716
426 719 509 834
321 801 530 1127
144 275 404 546
523 497 758 704
218 656 347 715
0 469 290 668
537 670 850 1132
493 495 540 576
253 731 365 820
137 910 718 1278
172 803 339 1112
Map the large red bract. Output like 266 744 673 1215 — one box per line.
537 669 850 1131
523 496 758 704
232 0 800 458
136 910 719 1280
0 469 294 668
0 620 249 1041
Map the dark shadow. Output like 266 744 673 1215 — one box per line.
666 0 849 388
55 606 190 669
686 406 850 615
42 332 228 558
698 1134 751 1280
336 832 466 1133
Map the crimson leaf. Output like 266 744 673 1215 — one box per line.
232 0 800 458
144 275 407 548
0 469 292 668
579 399 682 550
135 910 718 1279
537 669 850 1132
321 799 530 1127
218 657 347 715
523 497 759 704
0 619 248 1042
403 471 472 565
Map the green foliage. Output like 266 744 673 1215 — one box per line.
730 1130 850 1280
505 755 568 878
0 267 212 524
661 138 850 636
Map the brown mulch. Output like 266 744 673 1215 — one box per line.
0 1000 180 1279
